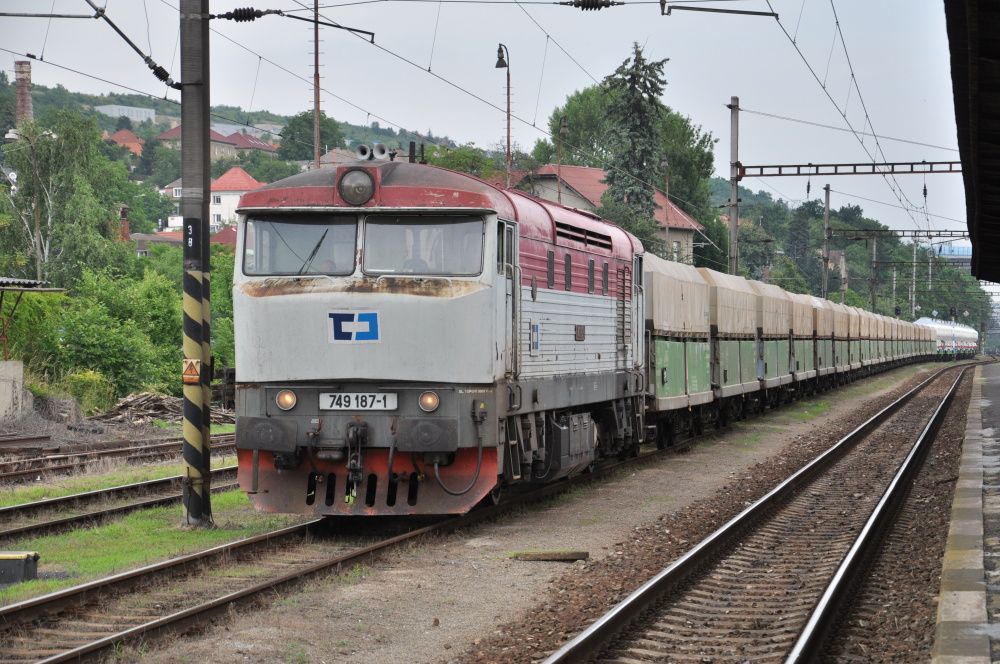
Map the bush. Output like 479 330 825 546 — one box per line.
62 369 115 414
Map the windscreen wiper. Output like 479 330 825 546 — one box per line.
297 229 329 275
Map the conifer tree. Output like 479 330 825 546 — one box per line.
601 43 668 217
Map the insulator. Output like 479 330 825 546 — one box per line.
560 0 622 10
923 183 927 199
806 180 811 197
230 8 264 22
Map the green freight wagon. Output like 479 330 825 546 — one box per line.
696 268 759 400
749 280 793 392
643 255 712 412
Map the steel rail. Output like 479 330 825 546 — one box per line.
0 439 237 483
0 361 953 661
0 429 707 659
785 366 969 662
0 434 236 472
0 468 239 541
541 363 966 664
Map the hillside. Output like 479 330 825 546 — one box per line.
0 73 455 150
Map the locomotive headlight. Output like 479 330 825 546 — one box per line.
418 391 440 413
275 389 297 411
338 169 374 206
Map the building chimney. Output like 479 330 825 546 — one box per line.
119 204 131 242
14 61 33 125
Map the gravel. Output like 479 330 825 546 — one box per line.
822 369 972 662
458 366 958 664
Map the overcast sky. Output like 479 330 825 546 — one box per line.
0 0 967 242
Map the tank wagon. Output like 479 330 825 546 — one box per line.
914 317 979 358
232 160 944 517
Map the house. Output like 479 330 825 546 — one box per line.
209 167 265 227
158 167 265 230
95 104 156 124
156 125 238 161
226 131 277 154
130 228 238 257
104 128 144 157
518 165 704 263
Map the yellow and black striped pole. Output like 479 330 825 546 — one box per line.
179 0 213 527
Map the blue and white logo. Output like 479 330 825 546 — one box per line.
328 311 380 343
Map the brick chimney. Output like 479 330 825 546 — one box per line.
14 61 32 124
119 204 131 242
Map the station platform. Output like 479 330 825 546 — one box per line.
933 364 999 664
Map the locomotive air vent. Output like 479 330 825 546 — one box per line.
555 222 613 250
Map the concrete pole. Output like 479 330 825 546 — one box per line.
870 236 877 311
313 0 321 170
911 240 917 318
180 0 213 526
662 155 671 261
822 184 831 298
505 64 512 188
892 266 897 307
728 96 739 275
557 116 566 205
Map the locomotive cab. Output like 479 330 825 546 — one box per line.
233 166 516 515
233 162 646 517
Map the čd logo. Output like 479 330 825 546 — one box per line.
328 311 380 343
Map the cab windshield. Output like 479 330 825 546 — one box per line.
243 214 357 276
363 215 484 276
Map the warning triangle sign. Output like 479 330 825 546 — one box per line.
182 358 201 384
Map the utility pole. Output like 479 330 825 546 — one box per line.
180 0 213 526
822 184 831 298
313 0 321 170
870 236 877 311
892 266 897 307
727 96 739 275
557 115 567 205
662 154 671 261
911 240 917 317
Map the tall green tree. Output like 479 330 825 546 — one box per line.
0 111 141 285
601 43 669 217
277 111 344 161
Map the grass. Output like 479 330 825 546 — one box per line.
0 489 306 605
0 453 238 508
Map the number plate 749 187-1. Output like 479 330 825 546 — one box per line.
319 392 398 411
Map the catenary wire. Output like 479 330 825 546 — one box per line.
762 0 925 232
740 107 959 153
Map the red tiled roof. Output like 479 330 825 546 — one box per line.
226 132 276 152
157 125 236 144
529 164 703 231
211 225 237 247
212 166 265 192
106 129 144 156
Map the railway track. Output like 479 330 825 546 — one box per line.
542 363 970 663
0 435 236 484
0 466 240 542
0 363 961 662
0 424 717 663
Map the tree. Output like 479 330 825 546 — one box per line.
277 111 344 161
0 111 138 285
770 255 811 294
116 115 133 131
601 43 668 217
0 72 14 138
427 144 496 177
535 86 617 167
596 198 664 257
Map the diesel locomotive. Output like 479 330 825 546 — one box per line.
232 155 954 517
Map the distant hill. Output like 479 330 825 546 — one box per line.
0 74 456 150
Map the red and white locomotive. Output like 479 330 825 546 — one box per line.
233 158 646 515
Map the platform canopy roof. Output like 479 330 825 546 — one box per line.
946 0 1000 282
